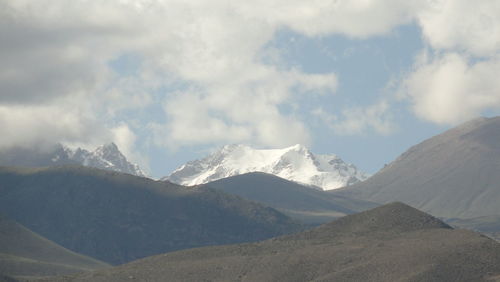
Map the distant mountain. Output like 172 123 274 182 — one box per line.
334 117 500 220
0 143 146 177
41 203 500 282
0 166 300 265
164 144 368 190
204 172 377 225
0 214 108 280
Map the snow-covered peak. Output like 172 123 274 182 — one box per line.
61 143 146 177
163 144 368 190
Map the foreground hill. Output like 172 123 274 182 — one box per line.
0 215 108 280
0 166 300 265
335 117 500 220
204 172 376 225
40 203 500 282
164 144 367 190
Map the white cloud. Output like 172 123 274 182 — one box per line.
314 101 395 135
0 101 108 150
156 68 335 148
396 0 500 125
4 0 500 155
417 0 500 57
1 0 349 151
236 0 423 38
403 53 500 125
110 123 150 171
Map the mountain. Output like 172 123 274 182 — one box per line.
0 214 108 280
39 203 500 282
66 143 146 177
204 172 377 225
164 144 368 190
0 166 301 265
0 143 146 177
333 117 500 220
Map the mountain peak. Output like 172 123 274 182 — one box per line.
164 144 368 190
287 143 308 152
93 142 125 159
98 142 119 151
79 143 146 177
0 142 146 178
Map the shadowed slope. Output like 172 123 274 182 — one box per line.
204 172 377 224
0 166 301 265
40 203 500 282
0 215 108 280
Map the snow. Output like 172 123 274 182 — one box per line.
59 143 146 177
164 144 368 190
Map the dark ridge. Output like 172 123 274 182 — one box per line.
204 172 377 225
0 165 301 265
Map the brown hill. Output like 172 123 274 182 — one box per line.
39 203 500 282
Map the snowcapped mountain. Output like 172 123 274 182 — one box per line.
0 143 146 177
64 143 146 177
163 144 368 190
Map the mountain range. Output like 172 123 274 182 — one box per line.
3 116 500 280
0 143 145 177
164 144 368 190
37 203 500 282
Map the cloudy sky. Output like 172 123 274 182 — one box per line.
1 0 500 177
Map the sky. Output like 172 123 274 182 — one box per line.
1 0 500 178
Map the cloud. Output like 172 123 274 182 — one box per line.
236 0 423 38
396 0 500 125
417 0 500 57
314 101 395 135
4 0 499 155
155 69 336 148
110 123 150 171
1 0 348 151
403 52 500 125
402 0 500 125
0 101 108 150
